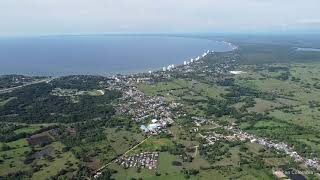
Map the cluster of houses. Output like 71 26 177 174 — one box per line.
125 88 173 122
93 43 320 179
105 45 319 174
51 88 105 97
107 77 175 135
108 48 320 173
226 126 320 172
140 118 173 135
191 117 320 172
202 121 320 172
114 152 159 169
192 117 211 127
199 131 239 146
192 117 229 145
51 88 82 96
198 133 219 145
172 53 237 76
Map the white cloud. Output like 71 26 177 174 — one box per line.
297 19 320 24
0 0 319 36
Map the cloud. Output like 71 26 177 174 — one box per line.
297 19 320 24
0 0 319 36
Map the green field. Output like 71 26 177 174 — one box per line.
129 136 174 155
137 79 226 101
135 60 320 178
110 152 186 180
107 141 288 180
31 142 79 180
0 139 32 176
0 137 79 179
13 125 42 134
2 43 320 179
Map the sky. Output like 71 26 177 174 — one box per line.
1 0 320 36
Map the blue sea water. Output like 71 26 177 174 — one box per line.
0 35 232 76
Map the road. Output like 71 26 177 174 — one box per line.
193 145 199 158
0 77 56 94
95 135 152 175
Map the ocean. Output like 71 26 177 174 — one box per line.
0 35 233 76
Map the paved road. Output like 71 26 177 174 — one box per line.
0 77 56 94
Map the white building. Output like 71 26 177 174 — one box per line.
162 67 167 71
230 71 245 75
167 64 175 70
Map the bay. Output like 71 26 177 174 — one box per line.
0 35 232 76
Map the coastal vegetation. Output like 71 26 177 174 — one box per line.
1 40 320 179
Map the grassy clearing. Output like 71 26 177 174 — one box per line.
105 128 145 155
32 142 79 180
269 105 320 130
192 82 226 99
290 63 320 86
137 79 225 101
183 155 211 170
292 89 320 103
240 78 302 96
0 138 79 179
14 125 42 134
137 79 184 97
86 90 104 96
234 63 320 104
214 146 241 167
1 138 29 149
169 125 199 147
130 136 174 155
247 98 282 113
0 139 31 176
71 128 145 164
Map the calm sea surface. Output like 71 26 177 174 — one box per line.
0 35 232 76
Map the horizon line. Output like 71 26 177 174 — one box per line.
1 31 320 38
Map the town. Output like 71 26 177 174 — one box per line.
92 47 320 179
191 116 320 173
114 152 159 170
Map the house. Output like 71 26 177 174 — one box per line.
147 123 161 132
140 125 149 133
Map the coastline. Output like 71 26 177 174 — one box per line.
0 35 237 77
106 40 237 77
